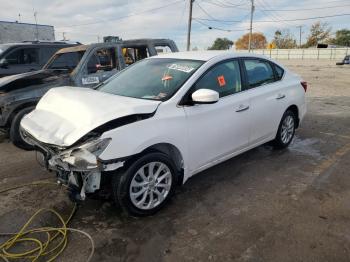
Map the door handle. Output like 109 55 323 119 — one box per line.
235 104 250 112
276 94 286 100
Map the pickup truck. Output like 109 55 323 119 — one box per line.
0 39 178 149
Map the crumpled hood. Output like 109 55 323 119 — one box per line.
21 86 161 147
0 69 70 93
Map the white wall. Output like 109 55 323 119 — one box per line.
236 48 349 60
0 22 55 43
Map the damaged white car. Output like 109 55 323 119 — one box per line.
20 52 306 216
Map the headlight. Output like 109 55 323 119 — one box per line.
61 138 111 170
79 138 111 156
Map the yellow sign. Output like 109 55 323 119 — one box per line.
267 42 276 49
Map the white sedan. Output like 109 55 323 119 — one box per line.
21 51 307 216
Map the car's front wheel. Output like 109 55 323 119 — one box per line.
113 152 178 216
10 107 35 150
273 110 296 149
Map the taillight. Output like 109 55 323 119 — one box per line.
301 81 307 92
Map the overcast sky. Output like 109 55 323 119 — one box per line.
1 0 349 50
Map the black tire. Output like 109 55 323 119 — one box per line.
113 152 178 216
273 110 296 149
10 107 35 150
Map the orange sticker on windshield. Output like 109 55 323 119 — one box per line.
217 75 226 87
162 75 173 81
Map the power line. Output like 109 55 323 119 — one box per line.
195 1 248 25
58 0 184 29
194 15 249 24
200 0 249 9
195 1 221 23
261 4 350 11
255 13 350 23
193 18 249 31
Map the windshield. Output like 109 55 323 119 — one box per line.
98 58 204 101
45 51 85 72
0 45 10 56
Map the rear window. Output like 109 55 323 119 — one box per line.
244 59 275 87
274 64 284 80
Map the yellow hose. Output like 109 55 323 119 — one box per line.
0 181 95 261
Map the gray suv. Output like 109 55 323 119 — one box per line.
0 41 79 77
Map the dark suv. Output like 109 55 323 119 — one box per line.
0 41 79 77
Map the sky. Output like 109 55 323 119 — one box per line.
0 0 349 50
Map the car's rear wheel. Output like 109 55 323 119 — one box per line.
10 107 35 151
113 152 177 216
273 110 296 149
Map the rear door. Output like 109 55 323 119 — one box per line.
184 59 251 173
242 58 287 145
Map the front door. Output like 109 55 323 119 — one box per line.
81 47 119 87
184 59 251 173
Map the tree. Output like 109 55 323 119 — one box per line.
208 38 234 50
235 32 267 50
272 30 297 49
331 29 350 47
305 21 331 47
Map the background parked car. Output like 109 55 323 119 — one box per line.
0 41 79 77
0 39 178 149
336 55 350 65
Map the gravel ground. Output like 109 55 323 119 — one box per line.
0 59 349 262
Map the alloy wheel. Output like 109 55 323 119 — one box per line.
129 162 172 210
281 115 294 144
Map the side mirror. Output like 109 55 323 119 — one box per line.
191 89 219 104
0 59 9 68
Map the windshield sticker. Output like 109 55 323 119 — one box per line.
217 75 226 87
82 76 100 85
162 75 173 81
168 64 195 73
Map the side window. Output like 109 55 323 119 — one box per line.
6 48 39 65
194 60 242 98
155 45 172 54
122 46 149 66
244 59 275 88
86 48 117 74
274 64 284 80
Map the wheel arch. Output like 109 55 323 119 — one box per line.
8 101 37 127
124 143 185 185
286 104 299 128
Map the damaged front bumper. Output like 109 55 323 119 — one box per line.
22 130 124 201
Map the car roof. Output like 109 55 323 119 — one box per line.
154 51 268 61
0 42 74 47
56 44 88 53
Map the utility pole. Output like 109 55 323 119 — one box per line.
248 0 255 52
186 0 194 51
33 10 39 41
297 25 303 48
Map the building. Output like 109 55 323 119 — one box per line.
0 21 55 44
